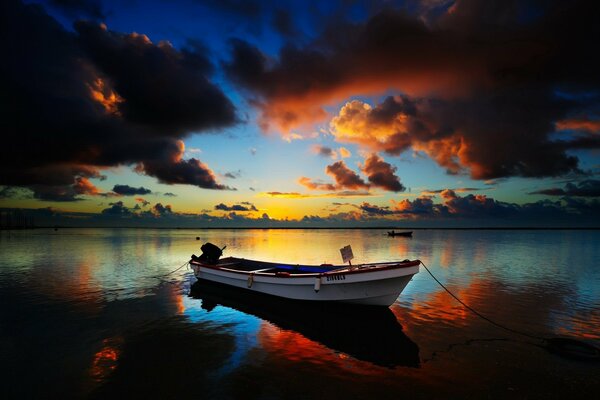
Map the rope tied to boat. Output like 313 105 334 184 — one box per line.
419 260 600 361
155 260 190 278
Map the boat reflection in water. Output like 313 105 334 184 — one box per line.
189 279 420 368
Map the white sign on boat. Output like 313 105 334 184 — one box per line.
340 245 354 264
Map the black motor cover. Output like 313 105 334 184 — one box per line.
198 242 223 264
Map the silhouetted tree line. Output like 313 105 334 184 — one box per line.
0 210 35 229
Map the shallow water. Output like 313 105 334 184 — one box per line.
1 228 599 398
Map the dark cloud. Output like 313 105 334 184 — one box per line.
75 21 235 132
138 153 234 190
361 154 405 192
135 197 150 207
1 1 235 200
214 202 258 212
225 0 600 180
300 155 404 192
312 145 337 159
101 201 132 216
360 202 395 216
423 187 484 195
272 8 296 37
48 0 104 20
112 184 152 196
224 170 241 179
332 94 581 179
529 180 600 197
438 189 520 218
326 161 369 190
150 203 173 216
297 162 369 191
30 177 101 202
163 192 177 197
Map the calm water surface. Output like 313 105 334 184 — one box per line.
1 228 599 398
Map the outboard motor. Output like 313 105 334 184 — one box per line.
192 242 225 264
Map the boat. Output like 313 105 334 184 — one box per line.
189 243 420 307
388 230 413 237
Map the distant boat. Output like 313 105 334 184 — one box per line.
388 230 413 237
189 243 420 307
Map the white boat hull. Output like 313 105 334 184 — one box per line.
190 262 419 307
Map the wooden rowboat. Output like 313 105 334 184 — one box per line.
189 245 420 307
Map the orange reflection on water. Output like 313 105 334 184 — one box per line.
557 316 600 340
398 277 494 328
90 338 122 382
258 322 384 376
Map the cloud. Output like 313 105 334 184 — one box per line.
135 197 150 207
135 141 234 190
262 191 374 199
214 202 258 212
529 180 600 197
223 170 242 179
339 147 352 158
422 187 483 195
297 177 336 191
360 202 396 216
300 154 404 192
330 95 581 179
311 145 338 159
149 203 173 216
1 2 235 200
112 184 152 196
101 201 133 216
7 191 600 228
361 154 405 192
326 161 370 190
556 118 600 133
225 2 600 179
29 176 103 202
163 192 177 197
271 8 296 37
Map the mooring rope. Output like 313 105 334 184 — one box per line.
419 260 600 361
157 260 190 277
149 260 191 285
419 260 544 341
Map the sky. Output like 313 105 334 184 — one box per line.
1 0 600 227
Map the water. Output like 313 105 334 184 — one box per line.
1 228 599 398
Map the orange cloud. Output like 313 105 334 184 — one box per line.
555 118 600 133
338 147 352 158
87 77 124 115
73 176 101 195
297 177 336 191
224 5 593 180
300 154 405 193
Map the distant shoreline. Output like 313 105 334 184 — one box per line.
2 226 600 231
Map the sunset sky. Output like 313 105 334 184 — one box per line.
2 0 600 227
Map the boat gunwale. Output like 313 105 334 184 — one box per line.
190 257 420 278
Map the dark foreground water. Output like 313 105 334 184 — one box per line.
1 228 599 399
